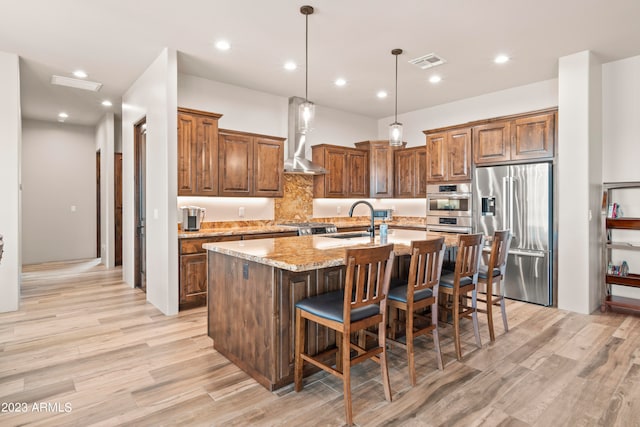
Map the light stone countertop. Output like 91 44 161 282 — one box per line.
203 229 458 272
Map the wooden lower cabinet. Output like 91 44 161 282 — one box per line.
207 250 348 390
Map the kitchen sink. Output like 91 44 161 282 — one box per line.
326 232 372 239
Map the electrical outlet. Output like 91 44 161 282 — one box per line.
337 206 341 214
238 207 245 217
70 205 77 212
391 205 396 212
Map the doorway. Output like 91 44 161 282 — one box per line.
134 119 147 292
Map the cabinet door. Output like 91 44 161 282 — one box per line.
177 113 196 195
219 132 253 196
180 253 207 309
511 113 555 161
347 150 369 197
369 144 394 198
473 121 511 165
324 148 348 197
253 137 284 197
195 116 219 195
426 133 447 182
394 149 416 198
415 147 427 197
447 128 472 181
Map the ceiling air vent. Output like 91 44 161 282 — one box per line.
51 75 103 92
408 53 446 70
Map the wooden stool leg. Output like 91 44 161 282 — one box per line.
471 289 482 348
336 331 343 372
407 309 416 386
342 331 353 426
379 319 392 401
486 278 496 342
499 279 509 332
431 301 444 370
294 309 305 392
453 292 462 361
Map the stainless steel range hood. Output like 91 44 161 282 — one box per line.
284 96 326 175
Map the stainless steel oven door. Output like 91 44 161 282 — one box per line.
426 216 472 234
427 193 472 217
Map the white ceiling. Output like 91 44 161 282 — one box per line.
3 0 640 126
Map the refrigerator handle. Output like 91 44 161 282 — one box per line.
502 176 509 230
509 177 515 239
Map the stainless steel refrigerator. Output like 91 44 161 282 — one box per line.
474 163 552 306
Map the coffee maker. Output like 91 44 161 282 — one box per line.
181 206 206 231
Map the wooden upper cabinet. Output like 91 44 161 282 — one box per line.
355 140 403 198
219 130 253 196
425 128 470 183
177 108 222 196
347 150 369 198
394 146 427 198
448 128 472 181
218 129 285 197
312 144 368 198
254 136 284 197
473 121 511 165
472 109 556 165
511 112 555 161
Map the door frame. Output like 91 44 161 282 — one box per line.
134 118 147 292
96 150 101 258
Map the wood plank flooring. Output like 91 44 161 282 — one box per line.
1 259 639 426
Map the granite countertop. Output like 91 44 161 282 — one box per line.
203 229 458 272
178 225 296 239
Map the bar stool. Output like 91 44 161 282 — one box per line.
294 244 395 426
477 230 512 341
387 238 446 386
438 233 484 361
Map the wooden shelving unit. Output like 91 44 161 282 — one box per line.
602 181 640 313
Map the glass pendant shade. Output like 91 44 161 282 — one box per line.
389 122 403 146
298 100 315 134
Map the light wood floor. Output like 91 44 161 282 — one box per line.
1 260 639 426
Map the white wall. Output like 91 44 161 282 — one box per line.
95 113 115 267
122 48 178 315
0 51 21 313
21 120 96 264
178 197 274 223
603 54 640 300
557 51 603 314
314 198 426 218
377 79 559 146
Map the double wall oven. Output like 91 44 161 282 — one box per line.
426 183 472 234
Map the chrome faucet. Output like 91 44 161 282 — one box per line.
348 200 375 238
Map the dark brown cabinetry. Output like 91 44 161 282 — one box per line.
312 144 369 198
218 129 285 197
179 235 240 310
394 146 427 198
177 108 222 196
355 140 405 198
425 127 472 183
473 111 556 165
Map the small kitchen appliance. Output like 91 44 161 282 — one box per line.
181 206 206 231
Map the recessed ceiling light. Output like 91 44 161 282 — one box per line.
334 78 346 87
494 54 510 64
429 75 442 84
102 100 113 107
58 112 68 118
72 70 88 78
284 61 297 71
215 40 231 51
377 90 388 99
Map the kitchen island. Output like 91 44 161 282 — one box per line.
204 229 456 390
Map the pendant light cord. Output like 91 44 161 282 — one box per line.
305 12 309 102
394 52 398 123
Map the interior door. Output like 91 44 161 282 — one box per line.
134 119 147 292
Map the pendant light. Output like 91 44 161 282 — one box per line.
389 48 403 146
299 5 315 134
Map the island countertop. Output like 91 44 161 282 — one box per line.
203 229 458 272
